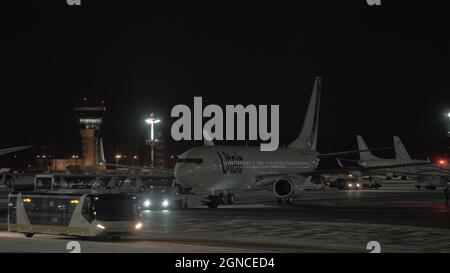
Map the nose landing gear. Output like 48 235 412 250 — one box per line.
226 192 235 204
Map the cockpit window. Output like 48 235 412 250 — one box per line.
176 158 203 164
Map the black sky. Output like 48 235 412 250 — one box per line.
1 1 449 162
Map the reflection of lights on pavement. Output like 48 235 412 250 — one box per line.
96 224 105 230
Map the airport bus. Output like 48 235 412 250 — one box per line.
31 173 174 192
8 191 143 239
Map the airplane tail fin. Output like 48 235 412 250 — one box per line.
393 136 411 161
357 135 379 161
288 76 321 151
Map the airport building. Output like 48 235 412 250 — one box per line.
35 102 106 172
32 102 176 172
74 104 106 170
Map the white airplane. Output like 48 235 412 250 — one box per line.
334 135 430 179
340 135 447 187
356 135 408 168
392 136 449 188
174 77 428 208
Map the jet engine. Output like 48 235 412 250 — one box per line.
273 178 293 198
272 177 307 198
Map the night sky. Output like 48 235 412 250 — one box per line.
1 1 449 166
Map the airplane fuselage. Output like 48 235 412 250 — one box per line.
174 146 319 193
358 159 449 182
409 164 450 182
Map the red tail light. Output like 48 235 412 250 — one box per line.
437 159 448 166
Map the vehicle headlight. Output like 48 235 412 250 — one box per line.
162 199 169 208
143 199 151 208
135 222 143 230
356 183 361 187
96 224 106 230
348 183 353 187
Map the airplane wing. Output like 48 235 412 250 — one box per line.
103 163 174 174
317 147 392 159
0 146 33 156
304 161 435 176
253 161 434 181
245 159 435 193
381 169 450 179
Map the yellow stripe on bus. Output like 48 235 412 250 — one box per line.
9 224 90 235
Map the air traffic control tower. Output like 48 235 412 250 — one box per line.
74 102 106 170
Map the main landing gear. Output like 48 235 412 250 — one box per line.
218 192 235 205
206 191 235 208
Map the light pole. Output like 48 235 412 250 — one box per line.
445 112 450 153
445 112 450 138
115 154 122 168
145 113 161 167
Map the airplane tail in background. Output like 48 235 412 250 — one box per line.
393 136 411 161
99 138 106 166
289 76 321 151
357 135 379 161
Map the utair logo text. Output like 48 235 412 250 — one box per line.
217 151 243 174
171 97 279 151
